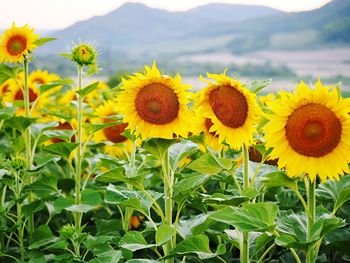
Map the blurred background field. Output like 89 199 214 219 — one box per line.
3 0 350 92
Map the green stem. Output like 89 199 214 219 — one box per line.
74 65 83 229
123 138 137 232
15 171 25 262
257 243 275 263
240 143 250 263
306 178 316 263
242 144 249 189
23 57 35 234
162 151 174 263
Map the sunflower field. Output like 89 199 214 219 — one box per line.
1 23 350 263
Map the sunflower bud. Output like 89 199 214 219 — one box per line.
71 43 96 67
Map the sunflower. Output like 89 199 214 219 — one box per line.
196 71 261 149
264 80 350 182
0 23 39 63
192 113 224 152
116 62 192 139
92 100 132 157
29 70 59 85
0 79 15 97
4 80 39 105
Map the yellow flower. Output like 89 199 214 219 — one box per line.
192 114 224 152
4 80 39 105
116 62 193 139
29 70 59 85
196 71 261 149
0 23 39 63
0 79 15 97
92 100 132 157
264 80 350 182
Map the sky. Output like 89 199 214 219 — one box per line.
2 0 332 30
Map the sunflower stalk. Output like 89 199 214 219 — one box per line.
123 137 137 232
163 150 174 263
74 65 83 229
240 143 250 263
23 56 35 234
306 178 316 263
15 170 25 261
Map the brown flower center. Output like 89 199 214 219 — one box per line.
2 83 9 93
285 103 341 157
103 117 128 143
7 35 27 56
209 85 248 128
32 78 46 84
135 82 179 125
205 118 218 138
14 87 38 102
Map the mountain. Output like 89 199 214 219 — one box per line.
43 2 282 52
213 0 350 52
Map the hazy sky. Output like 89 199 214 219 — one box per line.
3 0 332 30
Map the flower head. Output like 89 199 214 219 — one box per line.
196 71 261 149
71 43 97 66
116 62 193 139
0 23 39 63
264 80 350 182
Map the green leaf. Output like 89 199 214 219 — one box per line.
39 79 73 94
168 140 198 170
34 37 56 47
39 129 75 144
30 122 58 138
126 260 159 263
249 79 271 94
317 176 350 213
119 231 155 252
23 200 45 217
143 138 178 161
0 64 21 85
58 52 72 59
87 64 100 76
42 142 78 159
173 174 210 197
54 197 74 213
0 107 16 119
94 167 127 183
177 213 212 239
82 189 102 206
105 185 162 216
5 116 33 133
260 171 298 191
165 235 224 260
210 202 278 233
199 189 258 207
65 204 96 213
24 176 58 198
187 154 224 175
76 81 99 97
29 225 58 250
275 234 306 250
156 225 174 246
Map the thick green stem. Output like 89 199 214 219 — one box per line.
162 151 174 263
307 179 316 263
123 138 137 232
240 143 250 263
74 65 83 229
15 172 25 261
23 57 35 234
